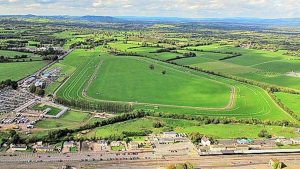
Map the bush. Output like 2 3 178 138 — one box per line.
258 129 272 138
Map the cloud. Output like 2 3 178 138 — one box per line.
0 0 299 18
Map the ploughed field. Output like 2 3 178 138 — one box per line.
50 43 296 122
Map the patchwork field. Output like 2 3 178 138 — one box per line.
177 44 300 90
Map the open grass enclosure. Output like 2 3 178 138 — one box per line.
35 111 91 129
79 117 299 140
0 61 48 81
87 55 231 108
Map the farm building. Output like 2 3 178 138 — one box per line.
237 138 253 145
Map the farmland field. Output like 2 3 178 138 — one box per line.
177 44 300 90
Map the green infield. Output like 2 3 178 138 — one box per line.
87 55 231 108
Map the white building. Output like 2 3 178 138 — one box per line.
163 132 178 138
201 136 211 146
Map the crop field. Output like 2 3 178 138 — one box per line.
79 117 298 139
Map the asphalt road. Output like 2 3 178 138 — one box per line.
0 153 300 169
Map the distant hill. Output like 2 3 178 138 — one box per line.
0 15 300 26
0 15 124 23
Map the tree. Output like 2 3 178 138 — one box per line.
29 85 36 93
258 129 271 138
149 64 154 70
153 121 164 128
35 87 45 96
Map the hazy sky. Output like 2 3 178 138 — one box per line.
0 0 299 18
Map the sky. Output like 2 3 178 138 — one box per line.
0 0 299 19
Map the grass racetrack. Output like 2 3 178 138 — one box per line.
54 47 297 122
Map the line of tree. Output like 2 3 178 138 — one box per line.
165 52 196 62
268 91 300 121
26 110 147 144
55 97 133 113
42 55 58 61
146 111 294 127
20 108 297 145
0 79 18 90
219 53 242 61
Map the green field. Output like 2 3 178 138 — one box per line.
35 111 91 129
50 47 296 122
80 117 299 139
87 55 231 108
179 44 300 90
32 104 62 116
0 61 48 81
0 50 39 58
275 92 300 118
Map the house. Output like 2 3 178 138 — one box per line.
10 144 27 151
163 132 178 138
276 138 293 145
34 80 45 88
226 145 236 151
62 141 77 153
110 141 124 147
201 136 211 146
91 140 109 151
210 145 226 152
237 138 253 145
35 145 55 152
291 138 300 144
128 142 139 150
236 145 249 151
